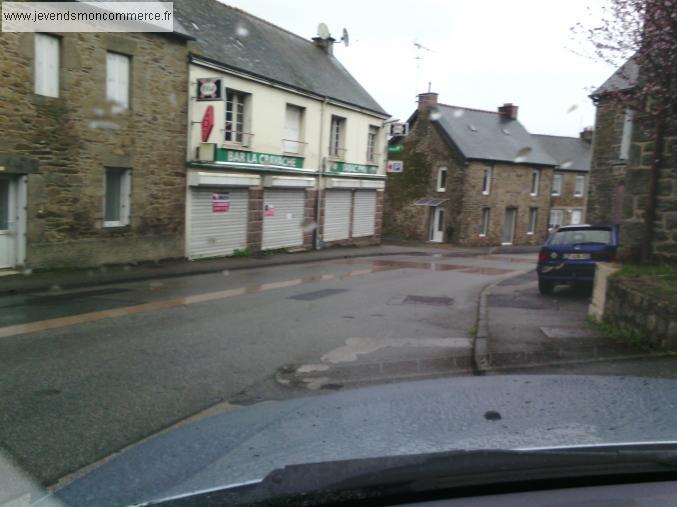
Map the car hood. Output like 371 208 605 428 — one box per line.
51 375 677 506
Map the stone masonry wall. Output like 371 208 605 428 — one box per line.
383 110 465 242
0 32 189 268
587 97 629 224
247 188 263 251
457 162 553 246
604 276 677 350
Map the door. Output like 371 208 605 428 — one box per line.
502 207 516 244
429 207 444 242
189 187 249 259
324 190 351 241
352 190 377 237
0 176 17 268
262 189 305 249
571 209 583 225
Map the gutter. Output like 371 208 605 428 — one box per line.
315 97 328 250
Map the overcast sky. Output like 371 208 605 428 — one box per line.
223 0 618 137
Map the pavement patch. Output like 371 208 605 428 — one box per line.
540 326 599 339
288 288 350 301
487 294 551 310
402 295 454 307
321 337 472 363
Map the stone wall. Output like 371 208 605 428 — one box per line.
587 97 629 225
604 276 677 350
0 32 189 268
456 162 553 246
619 113 677 262
247 188 264 251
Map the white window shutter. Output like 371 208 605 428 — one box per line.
284 105 301 152
35 34 59 97
107 52 130 110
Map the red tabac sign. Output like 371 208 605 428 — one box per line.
201 106 214 142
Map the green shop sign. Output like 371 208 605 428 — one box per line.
216 148 304 169
388 144 402 154
327 161 377 175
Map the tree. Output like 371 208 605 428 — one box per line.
575 0 677 263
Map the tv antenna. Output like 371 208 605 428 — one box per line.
413 40 435 96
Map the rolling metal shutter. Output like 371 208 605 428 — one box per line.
352 190 377 237
262 189 305 249
323 190 351 241
189 188 248 259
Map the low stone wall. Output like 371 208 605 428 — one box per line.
603 276 677 350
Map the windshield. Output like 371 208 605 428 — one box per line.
1 1 676 506
549 229 612 245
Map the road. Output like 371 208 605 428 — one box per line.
0 249 673 489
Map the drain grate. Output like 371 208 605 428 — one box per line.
402 295 453 306
288 288 350 301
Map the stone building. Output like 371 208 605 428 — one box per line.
0 26 191 269
587 58 677 262
384 93 559 247
534 132 592 228
174 0 388 259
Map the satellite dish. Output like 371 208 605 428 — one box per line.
317 22 330 39
341 28 350 47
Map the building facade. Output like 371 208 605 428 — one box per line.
384 94 559 247
175 0 388 259
0 29 190 270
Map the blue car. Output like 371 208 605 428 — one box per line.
537 224 619 295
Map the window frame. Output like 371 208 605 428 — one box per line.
225 89 249 146
367 125 379 163
283 103 304 154
619 108 634 160
551 174 562 196
482 166 492 195
106 51 131 112
480 207 490 237
103 168 131 228
329 115 346 159
574 175 585 197
549 209 564 230
437 167 448 192
530 169 540 196
527 207 538 235
34 33 60 97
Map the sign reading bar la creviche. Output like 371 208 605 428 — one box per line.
216 148 304 169
327 162 377 175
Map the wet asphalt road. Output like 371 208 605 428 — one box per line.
0 249 674 491
0 250 534 486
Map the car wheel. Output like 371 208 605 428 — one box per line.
538 278 555 295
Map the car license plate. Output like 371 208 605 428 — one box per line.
565 253 591 260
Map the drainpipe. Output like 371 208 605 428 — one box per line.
315 96 328 250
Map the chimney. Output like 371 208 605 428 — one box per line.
580 127 594 143
498 103 518 120
312 36 335 56
417 92 439 111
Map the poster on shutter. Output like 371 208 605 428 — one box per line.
264 204 275 217
212 192 230 212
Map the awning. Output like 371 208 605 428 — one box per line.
414 198 448 206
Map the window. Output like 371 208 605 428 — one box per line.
528 208 538 235
552 174 562 196
283 104 304 153
367 126 379 163
225 90 248 144
329 116 346 158
480 208 490 237
620 108 634 160
571 209 583 225
574 175 585 197
104 168 131 227
106 52 131 111
482 166 492 194
550 227 611 246
34 33 59 97
437 167 448 192
530 169 540 196
549 209 563 229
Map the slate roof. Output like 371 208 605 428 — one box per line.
533 134 591 172
429 104 558 166
592 57 638 97
173 0 387 116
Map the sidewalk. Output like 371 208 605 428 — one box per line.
477 270 650 371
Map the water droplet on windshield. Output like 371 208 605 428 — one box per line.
430 110 441 121
484 410 502 421
302 219 318 233
567 104 578 113
222 270 230 276
514 146 532 163
561 159 573 168
22 268 33 276
236 24 249 37
50 284 62 292
467 124 478 132
452 109 464 118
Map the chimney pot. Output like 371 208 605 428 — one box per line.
498 103 518 120
312 36 335 56
580 127 594 143
417 92 439 111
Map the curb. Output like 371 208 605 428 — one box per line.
471 269 532 375
1 249 424 296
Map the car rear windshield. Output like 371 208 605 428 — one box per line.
549 228 612 246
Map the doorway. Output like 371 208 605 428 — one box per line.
0 175 20 268
502 207 517 245
429 206 444 242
